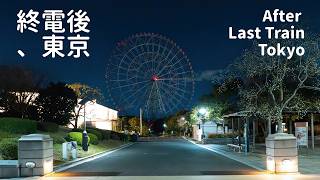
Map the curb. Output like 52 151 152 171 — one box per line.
182 136 265 171
51 142 135 173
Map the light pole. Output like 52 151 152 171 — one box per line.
163 123 167 135
79 97 91 151
180 116 186 136
198 107 208 140
139 108 143 136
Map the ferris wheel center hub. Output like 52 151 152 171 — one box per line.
151 75 159 81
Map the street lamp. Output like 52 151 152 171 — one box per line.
198 107 208 140
79 97 91 152
163 123 167 135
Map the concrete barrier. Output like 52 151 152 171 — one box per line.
266 133 298 173
19 134 53 177
0 160 19 178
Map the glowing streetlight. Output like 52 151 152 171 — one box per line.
199 108 208 116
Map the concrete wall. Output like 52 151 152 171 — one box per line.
192 121 227 141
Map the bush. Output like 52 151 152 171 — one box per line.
50 134 66 144
88 133 99 145
37 122 59 132
86 127 111 140
109 131 129 141
110 131 121 140
207 133 234 138
0 117 36 134
0 131 15 140
129 134 138 142
0 138 18 160
87 128 103 140
67 132 90 145
100 130 111 140
71 128 83 132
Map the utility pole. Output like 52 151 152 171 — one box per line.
140 108 143 135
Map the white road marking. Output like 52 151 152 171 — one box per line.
52 143 134 173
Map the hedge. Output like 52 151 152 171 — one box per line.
207 133 234 138
0 117 37 134
70 127 128 142
50 134 66 144
0 138 18 160
88 133 99 145
0 131 15 140
37 122 59 132
87 128 103 140
73 127 112 140
86 127 111 140
67 132 90 145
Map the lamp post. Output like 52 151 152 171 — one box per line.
79 97 91 151
163 123 167 135
198 108 208 140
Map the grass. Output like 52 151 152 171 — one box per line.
53 139 126 166
0 125 128 165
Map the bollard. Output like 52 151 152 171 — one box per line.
18 134 53 177
266 133 298 173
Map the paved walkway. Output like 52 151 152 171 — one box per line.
194 142 320 174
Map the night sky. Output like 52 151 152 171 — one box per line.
1 0 320 114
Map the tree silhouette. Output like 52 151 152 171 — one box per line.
36 82 77 125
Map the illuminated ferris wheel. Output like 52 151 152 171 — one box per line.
106 33 195 118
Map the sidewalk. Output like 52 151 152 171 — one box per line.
186 138 320 174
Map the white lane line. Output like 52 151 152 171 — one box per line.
182 137 264 171
53 143 135 173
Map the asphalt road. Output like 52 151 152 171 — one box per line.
59 138 259 176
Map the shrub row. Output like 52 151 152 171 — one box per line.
207 133 235 138
88 133 99 145
0 117 37 134
66 132 90 145
87 128 103 140
0 117 60 137
0 138 18 160
37 122 59 132
72 127 128 141
0 131 15 140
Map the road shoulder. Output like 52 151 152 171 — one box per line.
182 137 265 171
50 142 135 174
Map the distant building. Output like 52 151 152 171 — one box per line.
192 121 227 141
0 91 118 131
69 100 118 131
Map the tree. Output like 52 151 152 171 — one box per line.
165 110 189 135
128 116 149 136
35 82 77 125
67 83 103 129
232 37 320 133
0 66 44 119
116 117 126 132
189 95 226 126
128 117 140 132
166 116 179 134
